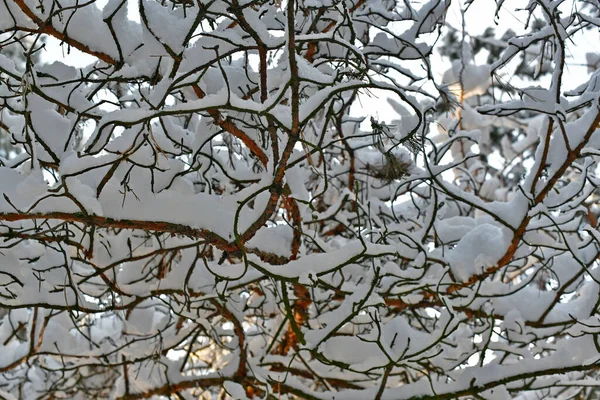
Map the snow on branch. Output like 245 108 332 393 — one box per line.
0 0 600 398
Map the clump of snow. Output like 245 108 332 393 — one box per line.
447 223 509 281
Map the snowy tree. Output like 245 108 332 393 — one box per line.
0 0 600 399
0 32 43 158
